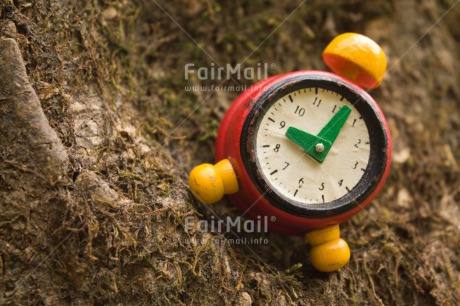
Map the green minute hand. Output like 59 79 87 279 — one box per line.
285 105 352 163
317 105 352 145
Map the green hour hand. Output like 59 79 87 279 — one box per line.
286 127 332 163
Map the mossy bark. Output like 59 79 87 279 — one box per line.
0 0 459 305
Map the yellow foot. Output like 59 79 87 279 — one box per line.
189 159 239 205
306 225 350 272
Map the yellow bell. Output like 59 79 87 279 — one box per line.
323 33 387 88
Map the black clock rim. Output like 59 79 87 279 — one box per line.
239 73 390 219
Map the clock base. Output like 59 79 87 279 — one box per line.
306 225 350 272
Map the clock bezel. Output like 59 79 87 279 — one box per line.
240 73 390 218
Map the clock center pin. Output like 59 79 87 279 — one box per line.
315 143 325 153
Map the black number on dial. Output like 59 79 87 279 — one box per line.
294 106 305 117
354 139 362 148
313 97 322 107
283 162 290 170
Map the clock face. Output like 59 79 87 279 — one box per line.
241 74 390 218
256 88 370 205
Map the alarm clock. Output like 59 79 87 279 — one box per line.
189 33 391 272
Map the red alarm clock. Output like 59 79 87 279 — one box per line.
189 33 391 272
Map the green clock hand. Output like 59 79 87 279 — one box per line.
285 105 351 163
286 127 332 163
318 105 352 144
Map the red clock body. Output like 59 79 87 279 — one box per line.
215 70 392 235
